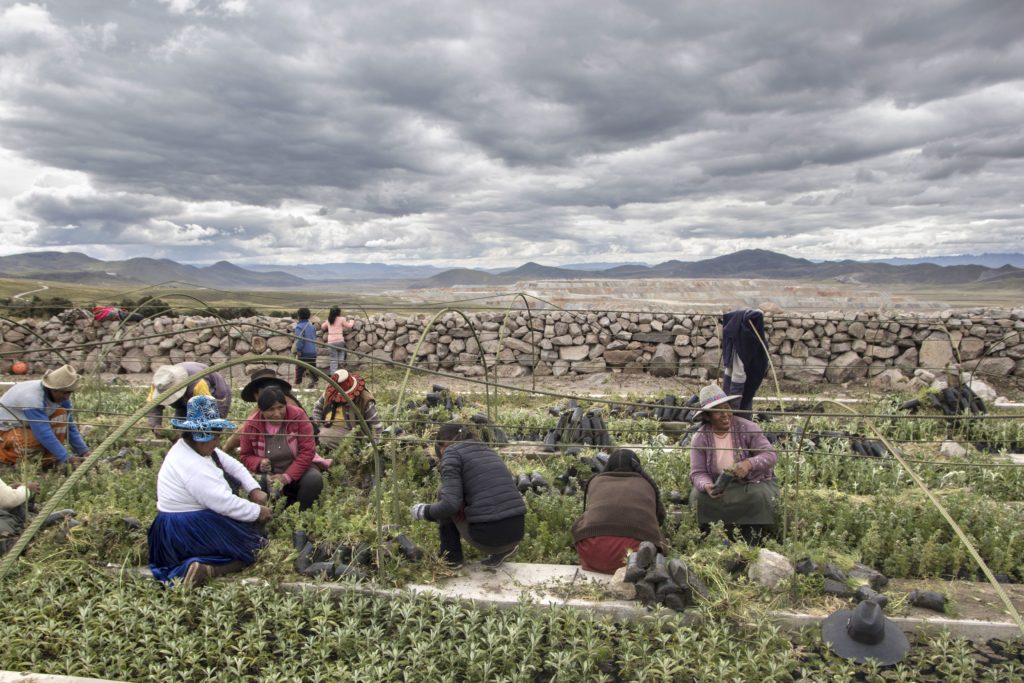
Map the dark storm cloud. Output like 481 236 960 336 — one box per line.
0 0 1022 265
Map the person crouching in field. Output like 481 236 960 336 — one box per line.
410 422 526 569
147 362 231 442
238 387 324 511
571 449 667 574
0 365 91 467
148 396 271 586
0 475 38 556
689 384 779 546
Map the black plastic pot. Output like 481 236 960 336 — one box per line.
908 589 946 613
292 529 308 551
710 471 734 496
394 534 422 562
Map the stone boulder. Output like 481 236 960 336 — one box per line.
649 344 678 378
826 351 868 383
267 335 293 352
558 345 589 362
748 549 794 589
919 338 954 372
783 356 826 382
940 440 967 458
869 368 908 391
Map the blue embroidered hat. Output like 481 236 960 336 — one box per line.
170 395 236 442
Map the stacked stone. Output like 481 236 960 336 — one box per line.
0 307 1022 383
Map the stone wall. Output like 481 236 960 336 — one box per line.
1 308 1022 388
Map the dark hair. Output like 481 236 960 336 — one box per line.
699 410 713 424
328 306 340 324
606 448 642 473
297 307 310 320
257 386 287 412
434 422 475 458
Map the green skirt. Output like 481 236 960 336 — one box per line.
692 479 779 526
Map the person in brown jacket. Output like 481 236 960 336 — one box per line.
571 449 667 574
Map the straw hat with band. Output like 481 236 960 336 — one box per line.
170 395 237 443
696 384 741 413
240 368 293 403
42 365 81 392
822 600 909 666
151 365 190 405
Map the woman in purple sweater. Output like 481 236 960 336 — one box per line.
689 384 778 545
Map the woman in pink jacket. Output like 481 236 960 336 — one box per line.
689 384 778 545
239 387 323 510
321 306 355 374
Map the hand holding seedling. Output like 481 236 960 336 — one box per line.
733 460 753 479
259 458 272 473
248 488 268 505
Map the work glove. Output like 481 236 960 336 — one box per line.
410 503 430 521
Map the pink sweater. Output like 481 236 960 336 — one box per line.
321 317 354 344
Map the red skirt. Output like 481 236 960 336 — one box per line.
575 535 641 574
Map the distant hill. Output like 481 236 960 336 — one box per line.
242 262 444 280
871 253 1024 269
408 248 1024 288
0 251 305 289
0 249 1021 291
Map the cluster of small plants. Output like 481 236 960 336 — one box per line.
1 565 1021 682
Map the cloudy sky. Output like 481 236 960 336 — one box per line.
1 0 1022 267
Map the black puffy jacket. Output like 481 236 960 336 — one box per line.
426 440 527 524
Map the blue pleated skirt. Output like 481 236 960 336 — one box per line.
147 509 266 584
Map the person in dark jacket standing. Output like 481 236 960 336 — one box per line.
292 308 319 388
410 422 527 569
571 449 667 574
721 308 768 415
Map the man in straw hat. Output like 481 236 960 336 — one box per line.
146 362 231 442
310 369 381 452
822 600 909 666
0 364 91 466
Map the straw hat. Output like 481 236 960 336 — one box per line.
170 395 236 443
696 384 740 413
41 365 81 392
151 365 190 405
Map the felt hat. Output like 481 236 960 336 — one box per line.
822 600 909 666
151 365 190 405
170 395 236 443
41 364 81 392
240 368 292 403
696 384 741 413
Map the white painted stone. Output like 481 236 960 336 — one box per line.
940 440 967 457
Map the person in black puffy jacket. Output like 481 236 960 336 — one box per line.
410 422 526 569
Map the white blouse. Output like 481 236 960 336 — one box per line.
156 439 261 522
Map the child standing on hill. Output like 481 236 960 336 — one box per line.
292 308 319 388
321 306 355 373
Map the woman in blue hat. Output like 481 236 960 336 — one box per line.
147 395 272 586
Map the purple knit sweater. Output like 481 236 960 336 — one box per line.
689 416 777 492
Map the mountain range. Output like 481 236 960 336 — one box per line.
0 249 1022 290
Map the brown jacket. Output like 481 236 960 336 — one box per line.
571 472 666 551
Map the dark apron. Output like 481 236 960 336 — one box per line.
265 433 294 474
692 479 778 526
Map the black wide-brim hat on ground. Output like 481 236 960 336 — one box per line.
822 600 909 666
241 368 293 402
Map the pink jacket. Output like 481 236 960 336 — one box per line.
238 404 315 484
689 416 777 491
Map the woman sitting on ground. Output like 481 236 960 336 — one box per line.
410 422 526 569
221 368 330 471
571 448 667 574
239 387 323 511
148 396 271 586
689 384 779 546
